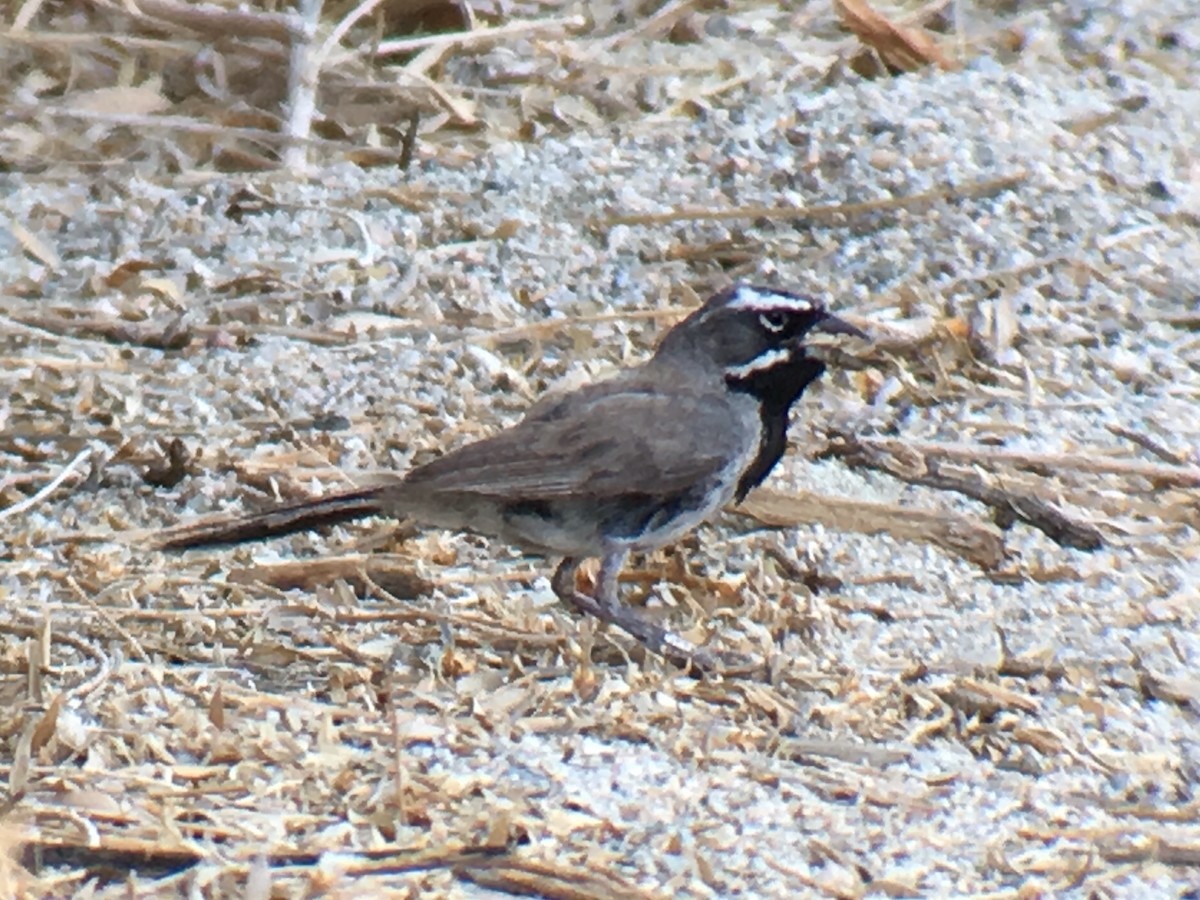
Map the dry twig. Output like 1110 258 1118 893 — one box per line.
738 487 1006 568
822 431 1105 550
282 0 326 172
227 554 433 599
834 0 955 72
856 435 1200 488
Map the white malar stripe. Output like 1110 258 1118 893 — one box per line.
725 346 794 380
727 285 815 314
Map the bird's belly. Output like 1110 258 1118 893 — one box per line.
619 403 760 552
492 475 740 558
620 463 744 553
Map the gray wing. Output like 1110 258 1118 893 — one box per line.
402 381 745 500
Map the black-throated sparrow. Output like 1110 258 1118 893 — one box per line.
160 285 865 668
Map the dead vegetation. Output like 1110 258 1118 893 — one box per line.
1 0 986 174
3 0 1200 896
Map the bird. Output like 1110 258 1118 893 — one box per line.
158 284 866 669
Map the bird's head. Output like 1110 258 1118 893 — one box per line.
654 284 866 405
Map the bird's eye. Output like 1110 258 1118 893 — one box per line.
759 311 788 333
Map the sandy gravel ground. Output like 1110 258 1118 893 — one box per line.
2 0 1199 896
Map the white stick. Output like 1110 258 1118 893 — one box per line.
282 0 325 173
0 446 94 522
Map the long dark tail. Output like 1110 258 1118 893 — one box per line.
157 487 388 550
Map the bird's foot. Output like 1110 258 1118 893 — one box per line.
564 586 718 671
549 560 714 671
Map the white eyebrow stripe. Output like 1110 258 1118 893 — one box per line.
724 347 794 380
726 286 816 314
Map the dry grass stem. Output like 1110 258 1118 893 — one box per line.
369 14 587 59
0 447 93 522
595 171 1028 228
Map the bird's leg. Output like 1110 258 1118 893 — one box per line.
551 553 715 671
